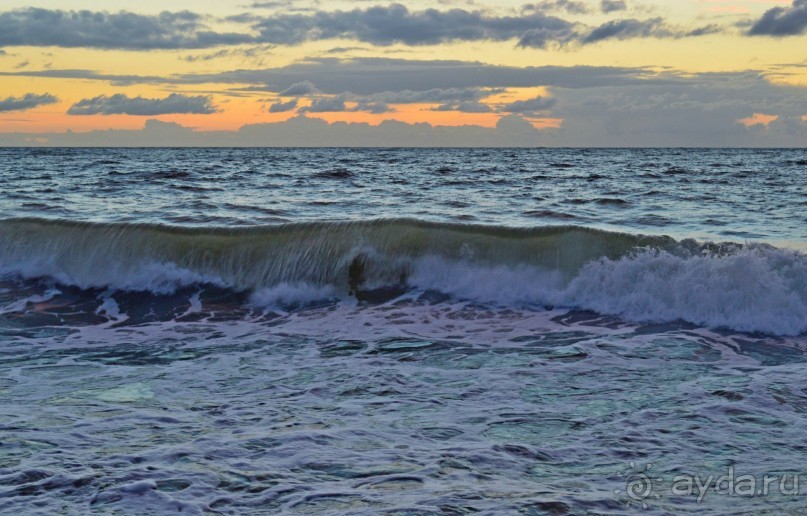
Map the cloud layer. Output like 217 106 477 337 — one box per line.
187 57 659 95
251 4 578 47
0 92 58 112
749 0 807 36
0 4 804 147
501 95 557 114
0 5 719 51
0 115 550 147
248 4 716 48
601 0 628 14
0 8 251 50
67 93 216 115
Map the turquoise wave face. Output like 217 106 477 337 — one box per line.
0 218 676 288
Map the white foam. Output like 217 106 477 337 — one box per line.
95 295 124 320
0 287 61 314
409 256 565 305
408 246 807 336
250 282 340 310
1 260 224 294
564 246 807 336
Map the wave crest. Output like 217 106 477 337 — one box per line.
1 218 805 335
566 246 807 335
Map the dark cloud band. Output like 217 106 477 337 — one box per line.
0 5 718 51
67 93 216 115
601 0 628 14
0 92 58 112
749 0 807 36
267 99 298 112
0 8 251 50
189 58 662 95
501 95 557 115
251 4 578 47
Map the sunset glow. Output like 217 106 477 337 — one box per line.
1 0 806 145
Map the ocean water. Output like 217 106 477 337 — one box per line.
0 147 805 514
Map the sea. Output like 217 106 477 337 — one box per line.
0 147 805 514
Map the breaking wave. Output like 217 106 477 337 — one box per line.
1 218 805 335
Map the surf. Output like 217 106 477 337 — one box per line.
1 217 805 335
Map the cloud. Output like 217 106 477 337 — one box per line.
501 95 557 114
3 68 807 147
246 4 715 49
67 93 216 115
249 2 306 9
431 101 494 112
516 25 582 48
248 85 504 108
249 4 580 47
181 49 231 62
264 85 503 114
0 114 548 147
583 18 667 43
0 68 166 86
10 58 806 145
0 8 252 50
748 0 807 36
250 2 285 8
279 80 319 96
686 24 721 37
183 58 661 95
366 87 501 104
547 71 807 146
180 46 273 63
267 99 298 112
522 1 590 15
0 5 716 53
582 18 719 44
0 58 663 96
353 101 395 113
324 46 370 54
267 86 499 113
299 96 348 112
0 92 58 112
297 94 395 113
601 0 627 14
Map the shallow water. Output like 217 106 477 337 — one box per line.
0 148 805 513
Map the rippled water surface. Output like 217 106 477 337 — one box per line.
1 147 805 245
0 148 806 513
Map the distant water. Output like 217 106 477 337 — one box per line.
0 148 805 513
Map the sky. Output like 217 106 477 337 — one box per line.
0 0 806 146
